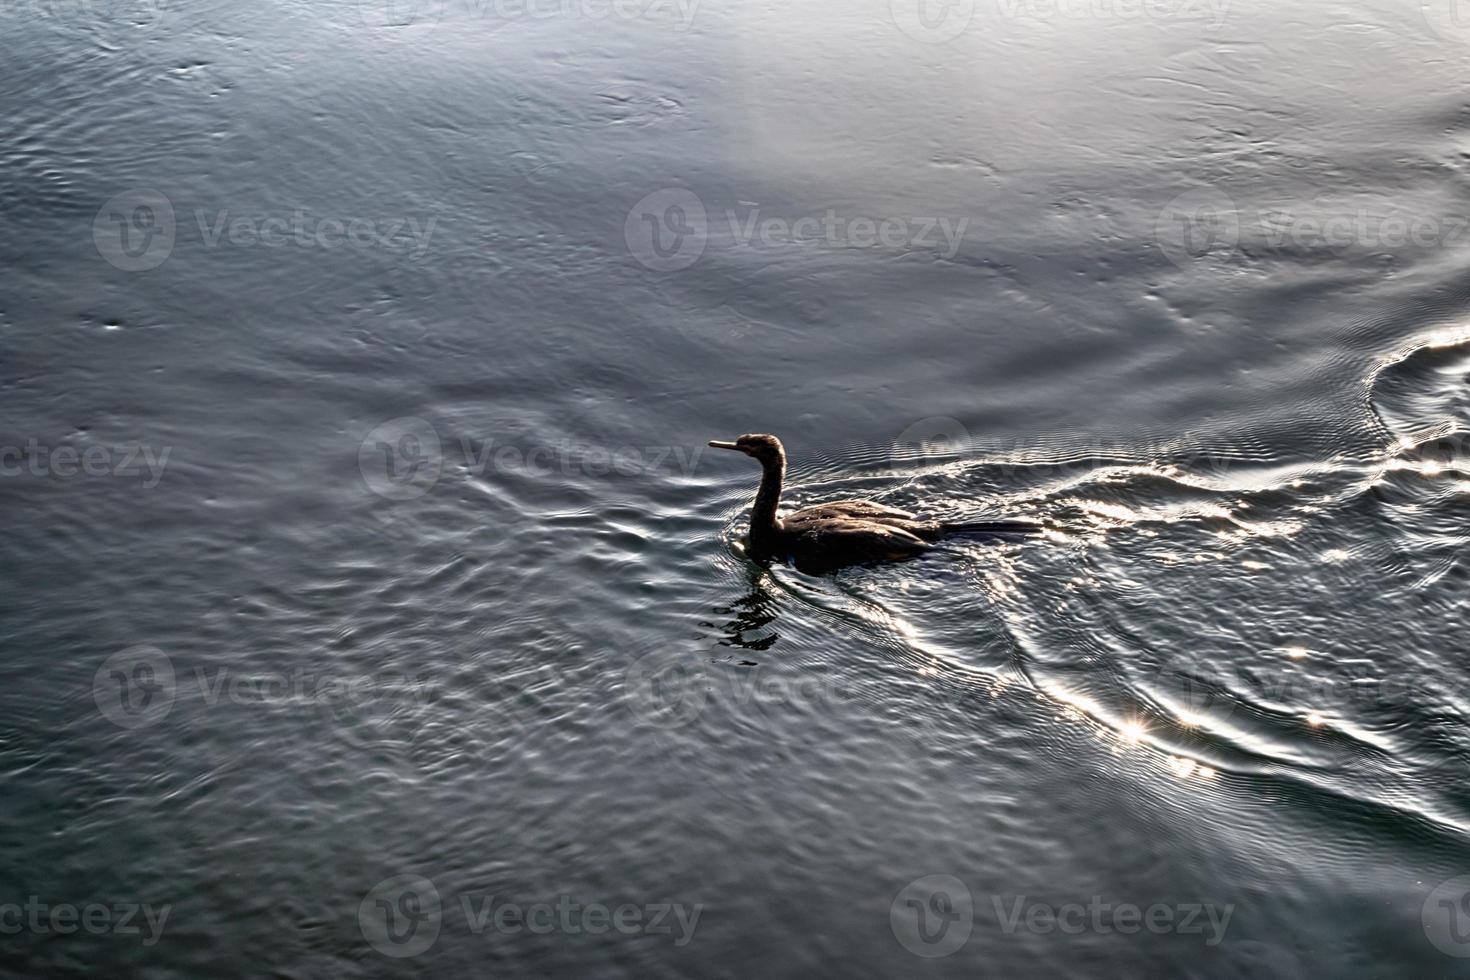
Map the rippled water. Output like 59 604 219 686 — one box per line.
6 0 1470 975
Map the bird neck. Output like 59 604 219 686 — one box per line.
749 454 785 545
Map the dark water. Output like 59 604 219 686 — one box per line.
6 0 1470 975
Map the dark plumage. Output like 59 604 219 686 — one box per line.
709 433 1040 573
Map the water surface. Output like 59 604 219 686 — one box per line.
5 0 1470 975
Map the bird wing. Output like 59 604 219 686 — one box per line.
784 499 918 524
788 518 931 562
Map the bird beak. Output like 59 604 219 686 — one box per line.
708 440 740 451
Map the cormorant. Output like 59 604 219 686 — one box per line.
709 433 1039 572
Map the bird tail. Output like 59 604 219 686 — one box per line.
941 519 1043 539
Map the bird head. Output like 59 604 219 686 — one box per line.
708 433 785 465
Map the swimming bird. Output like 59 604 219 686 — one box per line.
708 433 1040 573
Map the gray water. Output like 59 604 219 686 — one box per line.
6 0 1470 975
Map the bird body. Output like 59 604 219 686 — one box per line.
709 434 1038 572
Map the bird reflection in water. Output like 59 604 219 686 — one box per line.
707 568 782 654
